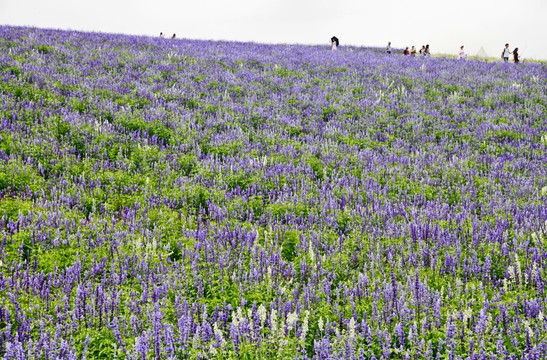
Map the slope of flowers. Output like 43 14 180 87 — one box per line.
1 26 547 359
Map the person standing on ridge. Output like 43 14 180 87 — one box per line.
386 42 392 54
458 46 467 60
502 43 511 62
404 47 410 55
419 45 426 56
331 36 339 51
424 45 431 57
410 46 416 57
513 48 519 64
172 33 176 39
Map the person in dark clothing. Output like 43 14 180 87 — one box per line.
404 47 410 56
513 48 519 64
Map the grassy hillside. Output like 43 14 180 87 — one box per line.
1 26 547 359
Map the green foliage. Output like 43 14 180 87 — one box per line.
226 171 255 190
268 203 310 220
0 161 42 192
321 105 337 121
36 245 81 273
281 230 299 262
243 196 265 217
0 198 33 221
306 155 325 180
36 45 53 54
188 185 211 214
75 328 121 360
179 154 197 176
72 99 88 114
119 116 174 143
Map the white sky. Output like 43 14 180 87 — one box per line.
1 0 546 60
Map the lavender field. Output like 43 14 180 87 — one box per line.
1 26 547 359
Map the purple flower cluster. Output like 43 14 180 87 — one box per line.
0 25 546 359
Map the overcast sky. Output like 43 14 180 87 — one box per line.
1 0 546 60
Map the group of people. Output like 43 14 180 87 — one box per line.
458 43 519 63
160 32 521 64
159 32 177 39
386 42 431 57
501 43 520 63
386 41 520 63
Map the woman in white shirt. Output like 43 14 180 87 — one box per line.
502 44 511 62
458 46 467 60
331 36 339 51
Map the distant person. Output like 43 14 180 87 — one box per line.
458 46 467 60
513 48 519 64
385 41 392 54
425 45 431 57
160 32 164 38
404 47 410 56
331 36 339 51
410 46 416 57
172 33 176 39
419 45 426 56
502 43 511 62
